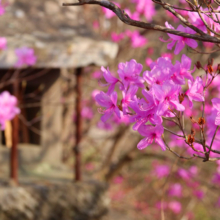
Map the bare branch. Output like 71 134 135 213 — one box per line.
63 0 220 43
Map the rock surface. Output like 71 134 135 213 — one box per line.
0 181 109 220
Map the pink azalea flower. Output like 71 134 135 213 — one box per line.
97 121 113 130
168 201 182 214
153 81 185 116
113 176 124 184
113 111 130 125
85 163 94 171
102 2 120 19
92 71 102 79
111 32 125 43
211 98 220 125
161 53 173 59
0 91 20 130
212 172 220 185
15 47 37 67
168 183 182 197
0 37 7 50
92 20 99 29
154 165 170 178
143 0 155 21
188 11 210 33
177 168 190 180
130 31 148 48
118 59 144 89
144 57 173 86
155 201 168 210
129 88 162 129
124 8 140 20
132 0 155 21
137 124 166 150
95 91 121 122
185 76 204 108
193 190 204 199
145 58 153 67
216 197 220 207
121 86 138 114
101 66 119 95
81 106 93 119
0 0 6 16
161 22 198 54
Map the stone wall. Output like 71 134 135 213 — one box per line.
0 181 109 220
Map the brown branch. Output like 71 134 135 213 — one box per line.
63 0 220 43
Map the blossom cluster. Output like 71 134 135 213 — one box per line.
94 55 220 152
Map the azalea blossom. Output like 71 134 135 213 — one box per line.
153 81 185 116
168 201 182 214
0 0 6 16
137 124 166 150
0 37 7 50
101 66 119 95
211 98 220 125
0 91 20 130
118 59 144 89
128 31 148 48
168 184 182 197
185 76 204 108
95 91 120 122
154 165 170 178
15 47 37 67
161 22 198 54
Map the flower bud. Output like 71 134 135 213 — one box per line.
198 117 205 125
179 93 185 103
217 64 220 74
187 134 194 145
195 61 202 69
207 64 213 74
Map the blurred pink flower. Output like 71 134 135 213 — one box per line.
177 168 190 180
85 163 94 171
132 0 155 21
111 32 125 43
193 190 204 199
0 0 6 16
97 121 113 130
110 190 125 201
0 91 20 130
154 165 170 178
155 201 168 210
92 20 99 29
130 31 148 48
168 183 182 197
0 37 7 50
15 47 37 67
216 197 220 207
145 58 153 67
161 53 173 59
168 201 182 214
147 47 154 55
102 2 120 19
81 106 93 120
161 22 198 54
212 173 220 185
113 176 124 184
92 71 102 79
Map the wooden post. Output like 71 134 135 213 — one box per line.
11 73 19 185
74 68 83 181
